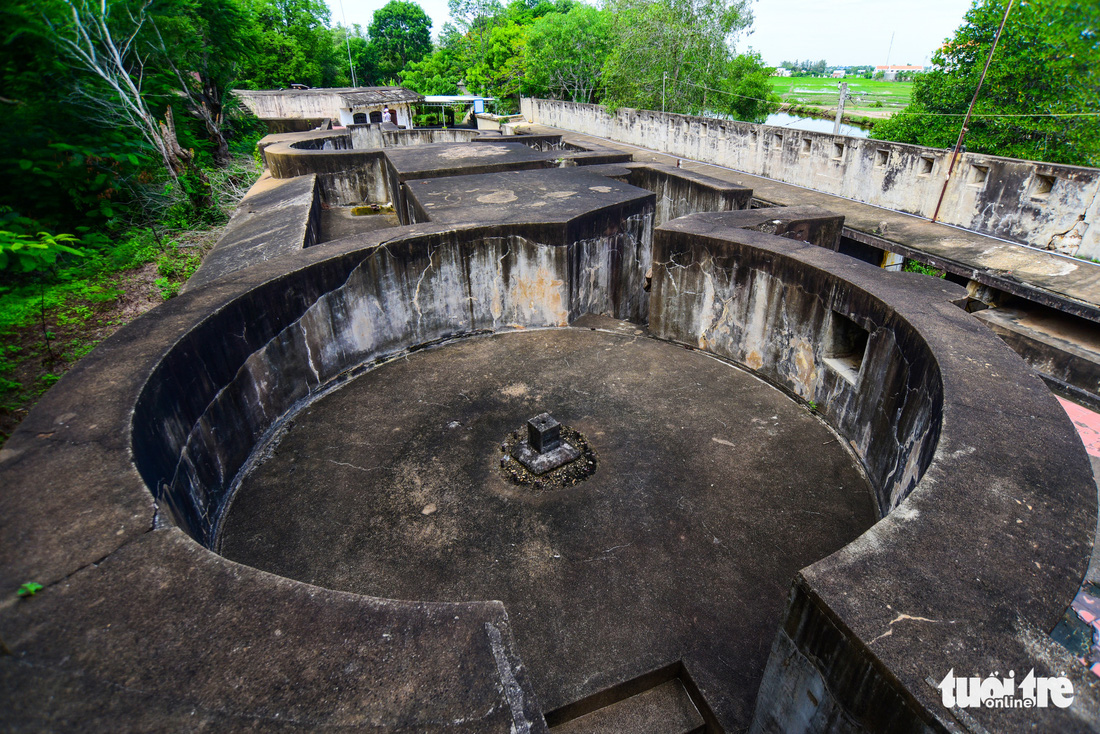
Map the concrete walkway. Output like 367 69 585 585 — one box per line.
527 124 1100 322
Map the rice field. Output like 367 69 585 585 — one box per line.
768 77 913 118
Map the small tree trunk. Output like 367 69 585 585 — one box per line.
159 106 213 209
201 78 231 167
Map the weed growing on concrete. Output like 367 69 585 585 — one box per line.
16 582 42 597
903 260 946 279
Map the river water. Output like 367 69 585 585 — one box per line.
763 112 870 139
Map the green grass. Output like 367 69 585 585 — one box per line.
768 77 913 113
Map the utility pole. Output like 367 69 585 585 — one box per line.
833 82 848 135
932 0 1014 222
662 72 667 113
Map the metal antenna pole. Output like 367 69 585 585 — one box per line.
339 0 357 87
662 72 667 112
931 0 1014 223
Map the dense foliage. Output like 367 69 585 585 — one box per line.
872 0 1100 167
398 0 777 118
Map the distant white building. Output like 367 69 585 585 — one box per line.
233 87 424 130
875 65 924 81
831 69 846 78
773 68 792 77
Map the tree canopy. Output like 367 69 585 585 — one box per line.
524 5 612 104
872 0 1100 167
597 0 776 120
368 1 432 81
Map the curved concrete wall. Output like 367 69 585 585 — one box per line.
645 212 1095 732
265 138 390 205
652 216 945 516
133 223 653 546
522 98 1100 259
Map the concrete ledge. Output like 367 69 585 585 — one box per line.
185 173 322 292
975 305 1100 409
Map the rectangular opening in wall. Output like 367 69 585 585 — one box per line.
774 133 783 146
802 139 812 154
969 164 989 186
919 156 934 176
1032 173 1056 198
833 142 845 160
823 311 869 385
876 149 890 168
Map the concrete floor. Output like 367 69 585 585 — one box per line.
219 326 877 729
319 207 400 243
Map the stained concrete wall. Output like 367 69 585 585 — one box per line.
651 215 944 516
348 125 480 150
234 90 414 128
237 90 350 119
522 98 1100 259
265 138 390 205
628 163 752 226
133 223 651 546
647 212 1095 733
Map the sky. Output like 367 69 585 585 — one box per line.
326 0 976 69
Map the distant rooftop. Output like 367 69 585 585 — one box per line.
233 86 423 105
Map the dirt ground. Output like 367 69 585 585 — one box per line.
0 235 220 445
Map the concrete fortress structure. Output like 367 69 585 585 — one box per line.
2 100 1099 732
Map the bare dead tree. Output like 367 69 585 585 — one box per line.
45 0 211 206
148 21 232 167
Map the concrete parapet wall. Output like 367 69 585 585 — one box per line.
237 89 349 119
522 98 1100 259
628 163 752 226
384 128 480 147
349 125 481 149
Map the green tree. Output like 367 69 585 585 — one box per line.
367 1 432 81
0 0 149 230
524 4 612 103
147 0 255 166
601 0 777 121
240 0 344 88
41 0 213 208
463 20 527 103
872 0 1100 167
400 47 464 94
